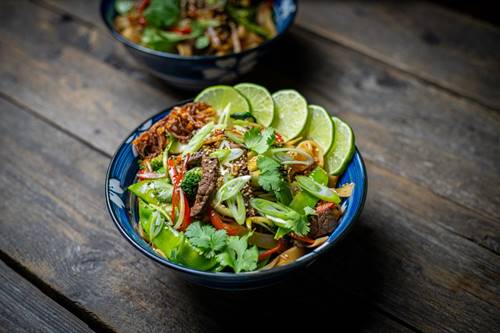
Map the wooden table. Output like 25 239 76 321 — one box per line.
1 1 499 332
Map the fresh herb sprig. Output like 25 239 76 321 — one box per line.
256 156 292 205
243 127 275 154
185 222 258 272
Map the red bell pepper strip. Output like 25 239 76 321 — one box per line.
137 169 147 181
168 157 191 230
274 132 284 144
258 239 286 261
172 26 192 35
209 208 247 236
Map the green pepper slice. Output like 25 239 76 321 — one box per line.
129 178 173 205
138 201 217 271
289 167 329 213
296 176 341 204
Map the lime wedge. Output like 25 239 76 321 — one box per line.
271 90 308 141
234 83 274 127
325 117 355 175
195 85 249 116
305 105 334 155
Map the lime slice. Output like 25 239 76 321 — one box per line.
195 85 250 116
271 90 308 141
234 83 274 127
305 105 334 155
325 117 355 175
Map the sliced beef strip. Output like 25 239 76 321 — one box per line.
186 151 204 167
190 155 219 217
308 202 342 239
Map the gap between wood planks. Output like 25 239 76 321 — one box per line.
0 252 114 333
0 94 421 333
5 2 500 256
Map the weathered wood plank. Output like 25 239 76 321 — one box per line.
1 0 499 247
1 95 499 332
0 260 93 333
0 97 412 332
295 0 500 110
42 0 500 110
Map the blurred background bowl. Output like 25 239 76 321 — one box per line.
101 0 297 90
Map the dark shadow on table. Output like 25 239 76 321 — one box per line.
182 216 388 332
183 35 385 332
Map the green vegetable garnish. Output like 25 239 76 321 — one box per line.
227 193 246 225
129 178 173 205
295 176 341 204
289 167 328 213
230 111 256 121
216 232 259 273
180 167 202 201
184 122 215 154
215 175 251 205
210 149 231 160
256 156 292 205
185 222 228 258
144 0 180 29
250 198 309 236
195 35 210 49
244 127 275 154
226 4 271 39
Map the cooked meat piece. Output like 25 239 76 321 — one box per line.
132 101 215 160
190 155 219 217
308 202 342 239
186 151 205 167
133 118 170 160
164 102 216 142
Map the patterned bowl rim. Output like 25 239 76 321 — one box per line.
105 101 368 280
100 0 298 61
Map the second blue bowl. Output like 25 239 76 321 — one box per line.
100 0 298 90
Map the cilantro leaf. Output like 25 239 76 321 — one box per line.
185 222 227 258
144 0 180 29
303 206 317 216
244 127 275 154
257 156 292 205
293 215 310 236
216 233 258 273
273 215 310 239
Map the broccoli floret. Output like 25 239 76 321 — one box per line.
180 167 202 201
150 154 164 171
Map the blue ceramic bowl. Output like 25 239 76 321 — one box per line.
105 102 367 289
100 0 297 90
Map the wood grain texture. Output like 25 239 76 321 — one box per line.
1 0 498 252
296 0 500 110
0 260 93 333
1 93 499 332
0 96 411 333
0 1 498 332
